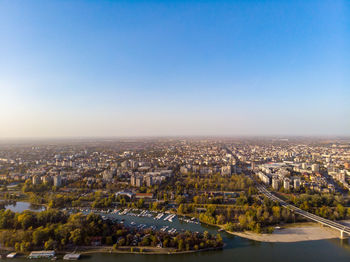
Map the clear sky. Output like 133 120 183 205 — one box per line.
0 0 349 138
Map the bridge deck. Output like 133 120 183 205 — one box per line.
257 184 350 235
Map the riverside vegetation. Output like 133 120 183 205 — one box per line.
0 209 223 253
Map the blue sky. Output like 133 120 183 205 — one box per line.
0 0 349 137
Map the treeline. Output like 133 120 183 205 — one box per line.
113 229 223 251
288 193 350 220
23 186 118 209
0 209 222 252
178 198 299 233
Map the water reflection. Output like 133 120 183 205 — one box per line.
4 201 45 212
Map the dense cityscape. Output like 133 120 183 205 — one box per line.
0 137 349 258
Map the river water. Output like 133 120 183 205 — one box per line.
6 236 350 262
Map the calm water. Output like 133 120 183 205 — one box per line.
5 201 45 212
84 237 350 262
7 236 350 262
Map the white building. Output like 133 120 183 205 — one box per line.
272 176 280 190
283 178 291 190
53 175 62 187
311 164 320 173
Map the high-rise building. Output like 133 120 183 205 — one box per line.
293 177 301 189
311 164 320 173
257 172 270 185
251 162 256 170
272 177 280 190
283 178 291 190
145 176 153 187
135 177 142 187
130 175 136 186
32 175 41 185
53 175 62 187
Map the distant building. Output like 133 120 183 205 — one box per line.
145 176 153 187
53 175 62 187
293 177 301 189
121 161 129 168
311 164 320 173
135 177 142 187
283 178 291 190
337 172 346 182
32 175 41 185
345 163 350 170
257 172 270 185
221 165 232 176
130 160 138 169
251 162 256 170
272 176 280 190
130 175 136 186
102 170 114 181
135 193 153 199
42 176 52 185
180 166 189 174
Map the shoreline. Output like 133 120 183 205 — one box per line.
79 246 223 255
225 222 345 243
0 246 223 258
199 215 350 243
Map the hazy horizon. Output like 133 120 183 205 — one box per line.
1 0 349 138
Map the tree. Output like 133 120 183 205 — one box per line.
17 211 36 229
105 236 113 245
175 195 185 205
69 229 83 245
33 227 50 246
216 214 225 225
178 204 184 214
44 239 56 250
178 239 184 251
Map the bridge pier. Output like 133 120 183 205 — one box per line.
340 230 347 239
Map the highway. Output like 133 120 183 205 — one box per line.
256 183 350 238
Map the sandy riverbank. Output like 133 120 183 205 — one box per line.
227 221 350 243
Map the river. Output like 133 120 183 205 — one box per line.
6 236 350 262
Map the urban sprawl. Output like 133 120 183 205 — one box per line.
0 137 350 257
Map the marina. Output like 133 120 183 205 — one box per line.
72 208 203 233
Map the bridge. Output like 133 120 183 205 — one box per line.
256 184 350 239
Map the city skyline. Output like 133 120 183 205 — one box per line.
1 0 349 138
